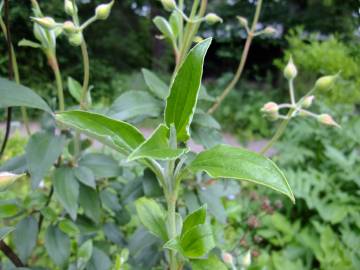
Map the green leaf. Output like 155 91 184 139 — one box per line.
165 38 212 142
26 132 65 189
56 110 145 154
0 201 19 218
180 224 215 258
0 226 14 240
169 10 182 38
53 167 79 220
74 166 96 189
45 225 71 267
79 184 102 223
79 153 122 179
182 205 207 235
0 172 25 191
87 247 112 270
128 124 188 161
193 111 221 129
153 16 175 42
108 91 162 121
0 77 52 113
18 39 41 48
59 219 80 236
77 240 93 270
191 255 228 270
142 68 169 99
187 144 295 202
67 77 91 105
13 216 38 262
135 197 168 241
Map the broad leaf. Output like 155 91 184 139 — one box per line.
0 226 14 240
180 224 215 258
0 77 52 113
135 197 167 241
153 16 175 42
182 205 207 235
74 166 96 189
128 124 188 161
165 38 212 142
53 167 79 220
193 111 221 130
79 153 122 179
59 219 80 236
87 247 112 270
79 184 102 223
26 132 65 189
77 240 93 270
187 144 295 202
142 68 169 99
56 110 145 154
13 216 38 262
191 255 228 270
107 91 162 121
0 172 25 191
45 225 71 267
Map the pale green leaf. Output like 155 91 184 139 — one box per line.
169 10 182 38
165 38 212 141
77 240 93 270
153 16 175 41
142 68 169 99
128 124 188 161
182 204 207 235
180 224 215 258
18 39 41 48
187 144 295 202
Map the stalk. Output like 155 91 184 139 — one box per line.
80 40 90 109
207 0 263 114
47 53 65 111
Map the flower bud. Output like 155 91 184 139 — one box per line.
263 26 277 35
95 0 115 20
317 114 340 128
222 252 234 265
314 74 338 91
0 172 24 191
68 32 83 46
261 102 278 114
64 0 77 16
237 16 248 27
283 57 297 80
161 0 176 11
205 13 223 25
193 36 204 43
301 95 315 108
242 250 251 267
32 16 57 29
63 21 77 33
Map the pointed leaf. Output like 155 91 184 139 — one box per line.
182 204 207 235
13 216 38 262
26 132 65 189
107 91 162 121
180 224 215 258
128 124 188 161
79 184 101 223
153 16 175 42
0 77 52 113
18 39 41 48
135 197 167 241
53 167 79 220
45 225 70 267
165 38 212 141
142 68 169 99
67 76 91 104
187 144 295 202
77 240 93 270
56 110 145 154
191 255 228 270
74 166 96 189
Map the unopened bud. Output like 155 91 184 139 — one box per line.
242 250 252 267
317 114 340 128
315 74 338 91
32 16 57 29
302 95 315 108
193 36 204 43
63 21 77 33
222 252 234 265
95 0 115 20
237 16 248 27
261 102 278 114
283 57 297 80
161 0 176 11
64 0 77 16
0 172 24 191
68 32 83 46
263 26 277 35
205 13 223 25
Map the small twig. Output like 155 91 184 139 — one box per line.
38 186 54 231
0 240 25 267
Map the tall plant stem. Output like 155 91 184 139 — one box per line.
48 53 65 111
207 0 263 114
80 40 90 110
167 193 178 270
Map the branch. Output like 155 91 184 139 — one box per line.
0 240 25 267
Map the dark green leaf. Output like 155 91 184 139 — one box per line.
108 91 162 121
53 167 79 220
0 77 52 113
165 38 212 142
182 205 207 235
142 169 163 198
79 184 102 223
79 153 122 179
0 155 27 174
135 197 167 241
142 68 169 99
59 219 80 236
87 247 111 270
13 216 38 262
198 186 226 224
187 144 295 202
56 110 145 154
26 132 65 189
192 126 223 149
45 225 70 267
180 224 215 258
0 226 14 240
74 166 96 189
128 124 188 161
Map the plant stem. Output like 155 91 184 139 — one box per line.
207 0 263 114
167 193 178 270
80 40 90 110
48 53 65 111
0 240 25 267
289 79 296 105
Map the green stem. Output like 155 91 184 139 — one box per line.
167 193 178 270
47 52 65 111
207 0 263 114
80 40 90 109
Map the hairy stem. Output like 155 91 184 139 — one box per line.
207 0 263 114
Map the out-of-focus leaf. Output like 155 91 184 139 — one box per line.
77 240 93 270
180 224 215 258
79 153 122 179
13 216 38 262
74 166 96 189
0 226 14 240
142 68 168 99
153 16 175 42
79 184 102 223
45 225 70 267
